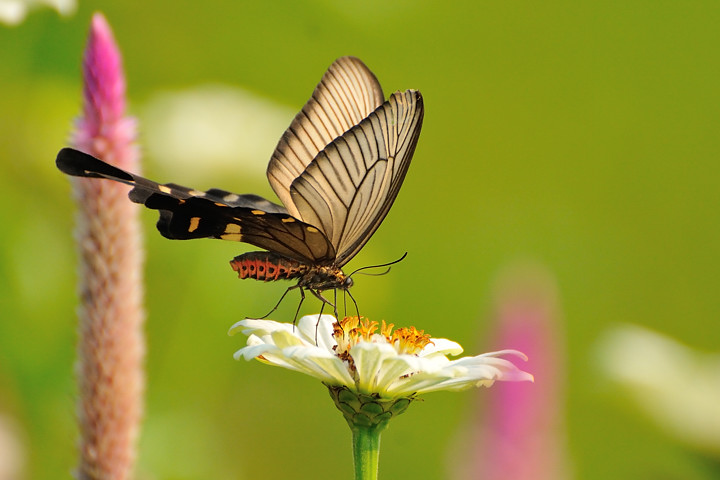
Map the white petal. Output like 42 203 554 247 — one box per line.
270 329 312 349
477 349 529 362
412 354 453 373
383 351 533 396
373 355 423 395
451 352 534 382
262 345 350 384
229 318 294 337
315 322 338 352
296 314 337 350
420 338 464 357
235 345 306 372
233 342 277 361
262 346 335 378
350 343 398 393
283 346 355 385
384 370 456 396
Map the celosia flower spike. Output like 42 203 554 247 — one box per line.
69 12 145 480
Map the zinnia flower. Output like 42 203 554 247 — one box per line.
231 315 532 399
231 314 532 480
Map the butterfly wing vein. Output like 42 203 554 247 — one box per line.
56 57 423 275
289 89 424 266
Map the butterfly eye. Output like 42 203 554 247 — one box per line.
343 277 354 289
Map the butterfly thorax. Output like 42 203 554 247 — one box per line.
230 251 352 291
298 264 353 291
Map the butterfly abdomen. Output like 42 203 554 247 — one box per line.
230 251 307 282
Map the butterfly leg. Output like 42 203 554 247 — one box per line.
346 289 361 319
292 287 306 327
253 284 299 319
314 300 327 344
309 289 338 319
333 289 343 318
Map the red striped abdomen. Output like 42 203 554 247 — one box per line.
230 251 307 282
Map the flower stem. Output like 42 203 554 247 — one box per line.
352 425 383 480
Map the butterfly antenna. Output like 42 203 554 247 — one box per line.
353 266 392 277
348 252 408 277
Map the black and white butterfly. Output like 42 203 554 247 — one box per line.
57 56 424 315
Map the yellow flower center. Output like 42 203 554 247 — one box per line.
333 317 433 360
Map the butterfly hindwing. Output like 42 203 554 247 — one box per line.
145 194 335 263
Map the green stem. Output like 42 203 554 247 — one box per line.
352 425 383 480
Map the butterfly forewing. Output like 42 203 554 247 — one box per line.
56 148 288 212
289 89 424 266
56 148 335 264
267 56 384 218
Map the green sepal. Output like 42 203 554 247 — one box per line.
326 384 415 431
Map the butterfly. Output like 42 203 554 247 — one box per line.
57 56 424 316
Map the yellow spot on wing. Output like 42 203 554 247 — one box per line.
306 226 319 233
188 217 201 233
281 217 295 223
158 185 172 194
251 210 266 215
225 224 242 234
221 233 243 242
189 190 205 197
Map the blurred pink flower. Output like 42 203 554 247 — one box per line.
69 12 145 480
452 264 571 480
73 13 137 167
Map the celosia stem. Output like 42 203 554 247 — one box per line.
351 425 382 480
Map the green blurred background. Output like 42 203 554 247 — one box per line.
1 1 719 479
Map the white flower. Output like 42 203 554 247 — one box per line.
141 85 295 182
597 324 720 453
0 0 75 25
230 314 533 398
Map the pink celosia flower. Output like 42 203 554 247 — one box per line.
73 13 137 168
68 12 145 480
453 264 570 480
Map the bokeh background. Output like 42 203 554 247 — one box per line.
1 1 719 479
